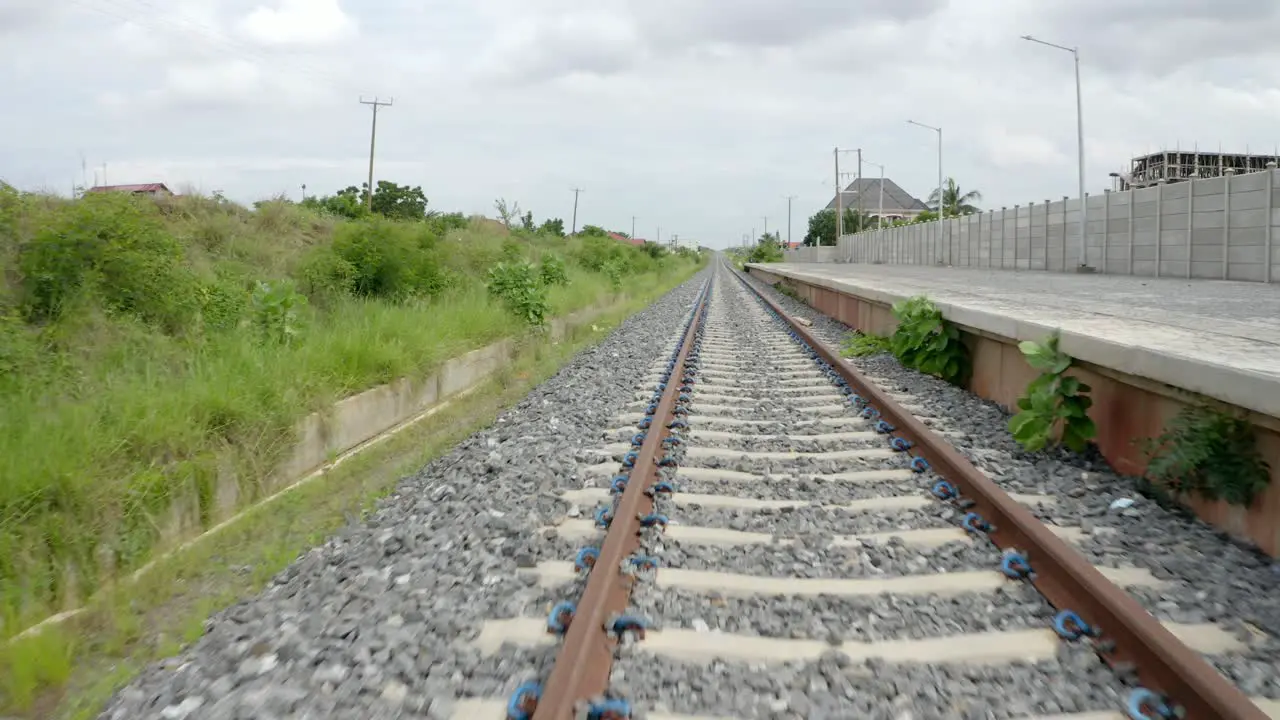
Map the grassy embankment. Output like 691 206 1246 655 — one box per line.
0 186 703 714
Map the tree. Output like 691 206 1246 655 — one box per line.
520 211 535 232
494 198 522 229
747 233 783 263
804 209 836 246
803 208 875 246
927 178 982 217
303 186 368 219
370 181 428 221
578 225 609 238
303 181 429 221
539 218 566 237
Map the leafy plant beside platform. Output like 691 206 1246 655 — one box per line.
1008 331 1096 452
888 295 969 385
840 332 892 358
1142 406 1270 507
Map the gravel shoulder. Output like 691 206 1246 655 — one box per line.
98 271 709 720
744 269 1280 700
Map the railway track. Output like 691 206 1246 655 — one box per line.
462 262 1275 720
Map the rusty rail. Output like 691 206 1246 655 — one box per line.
735 267 1266 720
530 280 711 720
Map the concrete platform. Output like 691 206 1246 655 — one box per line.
745 262 1280 554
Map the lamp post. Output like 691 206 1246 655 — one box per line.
1021 34 1087 268
907 119 944 263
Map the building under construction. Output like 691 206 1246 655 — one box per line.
1114 150 1280 190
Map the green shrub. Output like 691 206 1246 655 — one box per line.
485 261 549 325
1142 406 1270 506
539 253 569 286
747 240 783 264
602 259 624 290
250 280 306 345
572 235 624 272
1007 332 1095 452
327 218 445 300
18 194 198 332
197 277 248 333
889 296 968 385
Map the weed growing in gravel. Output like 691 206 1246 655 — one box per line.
1007 331 1095 453
888 295 969 385
1142 405 1270 506
839 332 892 357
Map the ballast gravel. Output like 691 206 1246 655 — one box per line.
741 269 1280 703
98 271 708 720
620 268 1127 718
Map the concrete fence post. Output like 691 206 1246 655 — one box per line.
1155 179 1165 278
1186 175 1194 278
1223 168 1234 280
1042 199 1050 270
1267 162 1276 283
999 207 1006 268
1013 204 1021 270
1102 190 1110 274
1127 187 1135 275
1063 196 1070 271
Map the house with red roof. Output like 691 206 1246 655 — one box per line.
86 183 174 197
608 232 645 247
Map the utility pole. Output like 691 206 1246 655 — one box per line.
763 216 768 239
631 215 637 239
359 96 393 210
570 188 583 234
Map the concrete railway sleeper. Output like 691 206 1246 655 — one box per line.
466 263 1273 720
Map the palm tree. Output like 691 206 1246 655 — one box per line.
926 178 983 217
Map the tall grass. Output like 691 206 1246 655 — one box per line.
0 185 704 635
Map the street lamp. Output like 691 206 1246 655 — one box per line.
1021 34 1087 268
906 120 942 218
863 160 886 230
907 119 944 264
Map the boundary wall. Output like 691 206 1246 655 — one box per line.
836 165 1280 283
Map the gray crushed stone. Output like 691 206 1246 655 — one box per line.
741 268 1280 703
618 265 1133 718
97 271 710 720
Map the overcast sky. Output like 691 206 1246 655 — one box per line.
3 0 1279 247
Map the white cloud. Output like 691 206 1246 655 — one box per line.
4 0 1280 247
981 128 1070 169
240 0 355 46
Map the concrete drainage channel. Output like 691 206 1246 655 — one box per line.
462 262 1272 720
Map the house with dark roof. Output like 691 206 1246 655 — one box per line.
86 183 174 197
825 178 928 222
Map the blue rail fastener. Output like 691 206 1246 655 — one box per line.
506 681 541 720
574 547 599 572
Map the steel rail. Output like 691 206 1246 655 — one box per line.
531 280 711 720
735 266 1265 720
